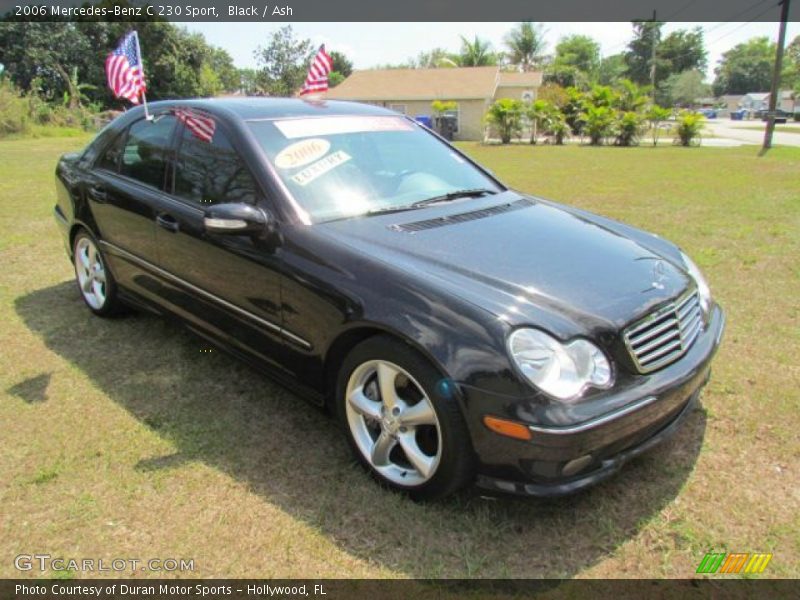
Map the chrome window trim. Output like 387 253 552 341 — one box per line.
98 240 312 350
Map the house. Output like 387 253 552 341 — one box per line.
719 94 744 112
738 91 797 114
323 66 543 141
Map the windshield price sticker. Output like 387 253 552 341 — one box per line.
275 138 331 169
275 116 414 139
291 150 351 186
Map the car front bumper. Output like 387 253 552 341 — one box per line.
466 305 725 497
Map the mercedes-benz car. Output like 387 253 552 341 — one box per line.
54 99 725 500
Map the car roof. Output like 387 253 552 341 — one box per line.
145 97 398 121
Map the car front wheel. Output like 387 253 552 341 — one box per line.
337 335 475 500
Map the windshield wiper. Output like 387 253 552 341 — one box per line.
411 188 498 208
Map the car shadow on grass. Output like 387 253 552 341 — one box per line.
16 281 707 578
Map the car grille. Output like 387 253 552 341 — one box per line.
623 290 703 373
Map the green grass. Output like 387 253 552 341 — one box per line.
1 136 798 580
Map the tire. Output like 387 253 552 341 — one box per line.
336 335 475 500
72 230 127 317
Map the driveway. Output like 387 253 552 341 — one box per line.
704 119 800 147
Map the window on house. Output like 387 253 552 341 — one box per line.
388 104 407 115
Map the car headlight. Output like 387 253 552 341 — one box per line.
680 251 712 314
508 329 613 401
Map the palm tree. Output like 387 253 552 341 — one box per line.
504 22 547 71
458 36 496 67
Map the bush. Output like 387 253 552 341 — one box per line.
0 80 99 139
674 111 705 147
580 105 615 145
0 81 32 136
614 111 645 146
485 98 524 144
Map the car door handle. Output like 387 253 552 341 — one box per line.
156 213 180 233
87 185 107 203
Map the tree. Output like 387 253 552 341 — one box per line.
597 54 627 86
614 79 649 112
237 68 260 95
660 69 709 107
543 65 585 89
537 83 569 108
780 35 800 92
645 104 672 146
0 19 240 107
329 51 353 77
504 22 547 71
458 35 497 67
485 98 523 143
580 104 615 145
659 28 707 76
712 37 775 95
553 35 600 81
624 21 663 85
526 99 555 144
254 26 314 97
413 47 458 68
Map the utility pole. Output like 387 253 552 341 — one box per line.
650 9 658 101
761 0 791 154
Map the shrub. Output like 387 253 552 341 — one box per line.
645 105 672 146
526 99 556 145
546 114 569 145
674 111 705 146
485 98 524 144
0 80 32 136
614 111 645 146
580 105 615 145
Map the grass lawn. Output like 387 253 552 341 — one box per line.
1 136 798 580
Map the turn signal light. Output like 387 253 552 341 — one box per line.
483 415 532 441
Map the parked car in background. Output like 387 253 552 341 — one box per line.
54 99 725 500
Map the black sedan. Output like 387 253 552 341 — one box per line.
54 99 725 500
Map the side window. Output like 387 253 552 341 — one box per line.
97 130 126 172
119 115 177 189
173 118 257 206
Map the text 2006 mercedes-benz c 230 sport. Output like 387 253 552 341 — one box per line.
54 99 725 500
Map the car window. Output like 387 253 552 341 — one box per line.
119 115 177 189
97 130 126 172
173 115 257 206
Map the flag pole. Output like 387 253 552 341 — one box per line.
132 31 152 120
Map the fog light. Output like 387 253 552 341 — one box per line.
562 454 593 477
483 416 532 441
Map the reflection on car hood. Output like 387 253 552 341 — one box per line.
319 191 690 333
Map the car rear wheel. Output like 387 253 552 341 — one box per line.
337 335 475 500
73 231 126 316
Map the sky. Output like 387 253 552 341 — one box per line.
183 21 799 82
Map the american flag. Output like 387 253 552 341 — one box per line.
175 108 216 143
299 45 333 96
105 31 146 104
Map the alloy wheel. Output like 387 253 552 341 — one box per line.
74 237 107 310
345 359 442 486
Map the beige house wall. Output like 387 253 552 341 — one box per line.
358 98 490 141
494 86 537 102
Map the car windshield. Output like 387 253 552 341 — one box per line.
247 115 502 222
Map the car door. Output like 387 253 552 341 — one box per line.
89 113 178 292
152 111 291 373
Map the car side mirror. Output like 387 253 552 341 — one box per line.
203 203 270 235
